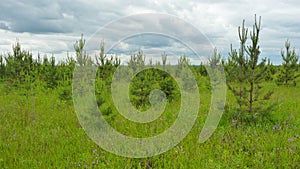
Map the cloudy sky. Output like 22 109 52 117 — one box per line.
0 0 299 64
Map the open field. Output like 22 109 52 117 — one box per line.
1 16 300 167
0 76 299 168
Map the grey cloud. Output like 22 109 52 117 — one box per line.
0 23 9 30
0 0 121 34
0 0 300 65
124 34 173 48
0 1 69 33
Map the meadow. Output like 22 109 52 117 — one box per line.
0 74 299 168
0 17 300 168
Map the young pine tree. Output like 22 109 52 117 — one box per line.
74 34 92 67
246 15 262 113
245 15 272 113
0 55 5 80
208 48 222 88
226 15 273 117
95 41 120 81
277 40 299 86
227 19 249 112
264 58 276 81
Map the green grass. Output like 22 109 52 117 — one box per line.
0 80 299 168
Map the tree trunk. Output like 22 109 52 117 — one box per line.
249 67 254 113
239 64 242 109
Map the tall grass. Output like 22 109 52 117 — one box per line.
0 78 299 168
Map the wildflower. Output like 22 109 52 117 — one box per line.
272 124 281 131
287 138 294 142
232 119 237 124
